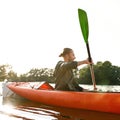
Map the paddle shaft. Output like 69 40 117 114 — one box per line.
86 42 97 90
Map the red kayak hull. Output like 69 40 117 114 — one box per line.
7 82 120 114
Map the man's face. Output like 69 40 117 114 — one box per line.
67 50 76 61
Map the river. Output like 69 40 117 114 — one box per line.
0 82 120 120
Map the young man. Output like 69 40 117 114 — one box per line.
54 48 92 92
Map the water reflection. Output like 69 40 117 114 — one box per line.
0 96 120 120
0 82 120 120
0 97 58 120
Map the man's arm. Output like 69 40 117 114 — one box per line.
77 59 92 66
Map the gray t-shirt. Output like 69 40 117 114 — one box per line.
54 61 83 91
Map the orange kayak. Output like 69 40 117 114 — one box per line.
7 82 120 114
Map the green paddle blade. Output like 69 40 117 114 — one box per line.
78 9 89 43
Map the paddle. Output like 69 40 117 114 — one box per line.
78 8 97 90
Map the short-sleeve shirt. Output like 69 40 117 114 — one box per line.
54 61 83 91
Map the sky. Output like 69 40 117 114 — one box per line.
0 0 120 74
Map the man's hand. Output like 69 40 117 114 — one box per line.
84 58 93 64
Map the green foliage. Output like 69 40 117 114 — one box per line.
0 65 7 81
78 66 92 84
19 68 54 82
7 70 18 81
78 61 120 85
0 61 120 85
0 64 16 81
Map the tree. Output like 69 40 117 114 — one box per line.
19 68 54 82
8 70 18 81
0 61 119 85
78 61 120 85
0 64 12 81
78 66 92 84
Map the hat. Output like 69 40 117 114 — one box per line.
59 48 72 57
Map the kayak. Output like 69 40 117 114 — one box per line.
7 82 120 114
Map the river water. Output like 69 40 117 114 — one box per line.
0 83 120 120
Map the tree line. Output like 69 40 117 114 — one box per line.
0 61 120 85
